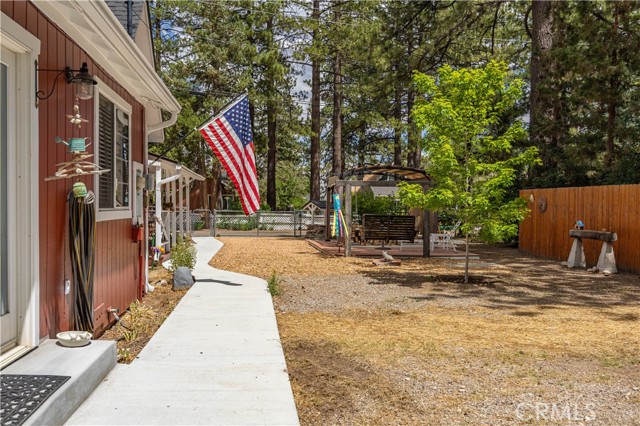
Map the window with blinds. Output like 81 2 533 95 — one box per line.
97 94 130 211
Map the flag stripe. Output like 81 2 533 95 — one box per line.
241 147 260 209
203 125 257 214
198 94 260 215
215 118 243 159
216 119 260 211
207 124 244 187
212 119 259 211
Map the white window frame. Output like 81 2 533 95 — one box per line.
0 12 40 360
94 78 133 222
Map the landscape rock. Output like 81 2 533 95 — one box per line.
173 267 195 290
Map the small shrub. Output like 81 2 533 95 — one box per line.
267 272 281 296
169 237 197 272
122 328 139 342
117 347 132 363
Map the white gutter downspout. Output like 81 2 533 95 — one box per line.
147 110 178 136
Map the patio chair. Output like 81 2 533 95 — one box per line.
429 220 461 252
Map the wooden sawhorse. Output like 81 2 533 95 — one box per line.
567 229 617 273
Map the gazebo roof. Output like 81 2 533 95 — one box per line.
339 164 430 182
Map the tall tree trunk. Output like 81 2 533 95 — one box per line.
267 106 277 210
464 233 470 284
199 139 212 231
604 4 619 170
152 6 162 70
310 0 321 200
406 87 418 167
267 100 277 209
393 86 403 165
406 29 420 168
530 0 556 176
332 3 343 176
357 136 365 167
210 162 221 211
199 140 208 211
266 15 277 210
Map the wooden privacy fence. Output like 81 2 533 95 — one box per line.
519 184 640 274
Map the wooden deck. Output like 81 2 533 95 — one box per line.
307 239 478 259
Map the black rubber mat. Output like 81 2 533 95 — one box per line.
1 374 70 426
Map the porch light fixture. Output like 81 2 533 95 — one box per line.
69 62 98 100
35 61 98 105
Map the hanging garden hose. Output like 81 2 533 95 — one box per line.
68 189 96 332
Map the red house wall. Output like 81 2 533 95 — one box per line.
3 1 145 337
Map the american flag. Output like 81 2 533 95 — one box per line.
199 95 260 215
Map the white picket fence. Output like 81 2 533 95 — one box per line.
150 208 345 239
210 210 327 236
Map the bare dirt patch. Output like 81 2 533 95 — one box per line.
98 267 187 363
209 236 371 278
213 237 640 425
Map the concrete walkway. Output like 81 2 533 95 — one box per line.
68 237 299 425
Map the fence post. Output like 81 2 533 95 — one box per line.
211 209 216 237
298 211 303 238
292 211 296 237
256 210 261 237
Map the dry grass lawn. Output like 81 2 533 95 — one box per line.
211 237 640 425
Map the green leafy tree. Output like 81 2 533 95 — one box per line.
353 190 407 218
258 160 308 211
398 61 539 283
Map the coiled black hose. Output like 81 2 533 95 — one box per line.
68 190 96 332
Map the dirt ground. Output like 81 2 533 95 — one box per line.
98 267 187 363
211 237 640 426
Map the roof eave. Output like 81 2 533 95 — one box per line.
148 158 205 182
32 0 180 115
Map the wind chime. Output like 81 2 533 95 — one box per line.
332 193 349 251
44 104 108 184
45 102 109 333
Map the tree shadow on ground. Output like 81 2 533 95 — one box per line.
359 244 640 310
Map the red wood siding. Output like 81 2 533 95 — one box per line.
3 1 146 337
519 185 640 274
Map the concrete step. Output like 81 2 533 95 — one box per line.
1 339 116 426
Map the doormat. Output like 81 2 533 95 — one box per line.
1 374 70 426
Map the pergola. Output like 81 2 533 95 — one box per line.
324 164 433 257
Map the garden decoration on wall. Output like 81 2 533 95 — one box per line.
44 103 109 183
45 102 106 332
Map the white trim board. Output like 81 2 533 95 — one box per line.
94 78 133 222
0 12 41 352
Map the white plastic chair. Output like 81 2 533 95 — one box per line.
429 220 461 252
